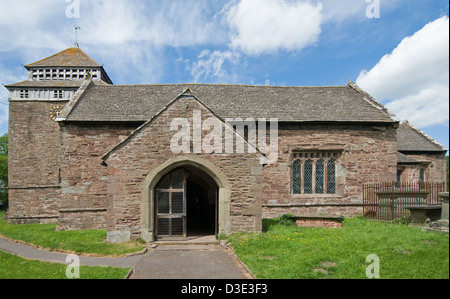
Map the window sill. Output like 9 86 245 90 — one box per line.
262 194 364 208
290 194 343 199
262 200 363 208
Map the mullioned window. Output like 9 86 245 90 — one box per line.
292 152 338 195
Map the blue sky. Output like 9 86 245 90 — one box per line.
0 0 448 152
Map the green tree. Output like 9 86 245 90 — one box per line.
0 133 7 209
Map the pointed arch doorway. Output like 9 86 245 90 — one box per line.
155 167 218 240
141 156 230 242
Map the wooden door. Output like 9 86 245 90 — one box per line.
155 168 186 240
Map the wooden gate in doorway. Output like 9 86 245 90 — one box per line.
155 168 187 240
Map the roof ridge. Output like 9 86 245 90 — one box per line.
56 79 94 121
347 81 399 123
90 82 349 89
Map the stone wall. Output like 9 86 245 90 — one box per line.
262 124 398 219
7 188 61 224
7 99 400 233
399 152 447 187
104 95 263 240
57 123 136 230
296 218 343 228
8 101 67 223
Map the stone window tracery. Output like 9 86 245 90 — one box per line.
292 151 338 195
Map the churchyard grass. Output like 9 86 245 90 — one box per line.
227 217 449 279
0 211 145 257
0 249 130 279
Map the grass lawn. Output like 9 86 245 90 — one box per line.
0 211 145 257
0 250 130 279
0 211 137 279
226 217 449 279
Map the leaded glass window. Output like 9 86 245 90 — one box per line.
304 160 313 194
292 152 339 195
315 160 324 194
293 160 302 194
327 159 336 194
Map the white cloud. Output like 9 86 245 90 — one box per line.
315 0 403 23
79 0 224 47
0 0 67 54
356 16 449 128
223 0 323 56
0 0 224 50
0 0 59 26
314 0 368 23
0 0 227 84
0 64 27 133
385 85 449 128
189 50 243 83
80 0 145 45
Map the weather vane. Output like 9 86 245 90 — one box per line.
74 26 81 47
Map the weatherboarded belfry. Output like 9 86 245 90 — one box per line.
6 47 447 242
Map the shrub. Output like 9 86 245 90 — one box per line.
278 214 295 226
392 216 410 225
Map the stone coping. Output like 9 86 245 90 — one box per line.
292 215 345 223
406 205 442 210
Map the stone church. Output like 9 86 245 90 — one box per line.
6 46 447 242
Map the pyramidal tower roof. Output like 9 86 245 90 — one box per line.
25 46 101 68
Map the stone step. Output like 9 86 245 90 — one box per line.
152 244 217 251
153 235 216 243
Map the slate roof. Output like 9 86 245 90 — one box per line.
5 80 84 88
397 152 420 164
397 121 447 152
25 47 101 68
63 81 398 124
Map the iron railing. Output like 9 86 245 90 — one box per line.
363 182 445 220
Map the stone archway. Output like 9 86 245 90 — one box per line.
140 156 231 242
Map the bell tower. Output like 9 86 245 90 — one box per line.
5 46 112 224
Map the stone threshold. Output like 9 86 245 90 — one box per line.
152 235 218 245
152 244 217 251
